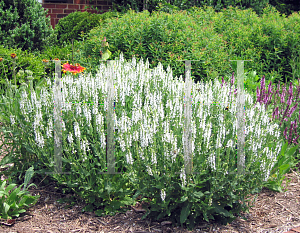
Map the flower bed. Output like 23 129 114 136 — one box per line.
0 52 299 230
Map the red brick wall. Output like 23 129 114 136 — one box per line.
40 0 114 30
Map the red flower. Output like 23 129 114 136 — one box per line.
62 62 86 75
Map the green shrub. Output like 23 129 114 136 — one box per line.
72 11 124 43
73 7 228 85
0 0 58 54
72 4 300 92
54 10 123 46
54 11 91 46
111 0 270 17
0 45 49 94
0 37 101 95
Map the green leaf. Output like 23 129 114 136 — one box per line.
285 144 299 158
110 199 122 210
7 187 21 205
278 164 290 175
120 196 134 206
95 209 104 217
280 141 288 156
0 191 7 198
193 191 204 199
101 49 112 61
24 144 36 154
3 202 10 214
0 180 7 191
212 202 231 217
264 181 283 192
180 202 191 224
23 166 35 191
18 196 28 206
24 196 38 206
11 208 26 217
180 195 188 202
5 184 17 194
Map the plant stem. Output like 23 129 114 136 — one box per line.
72 39 74 65
12 60 16 86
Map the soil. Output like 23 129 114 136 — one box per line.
0 123 300 233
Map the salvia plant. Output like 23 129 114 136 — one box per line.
0 52 299 230
253 76 300 153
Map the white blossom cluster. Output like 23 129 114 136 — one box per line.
11 52 282 188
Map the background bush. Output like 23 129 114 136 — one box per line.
53 11 92 47
71 11 124 42
0 45 49 95
0 9 126 91
268 0 300 17
53 10 124 46
111 0 270 17
72 4 300 94
110 0 300 18
0 0 58 54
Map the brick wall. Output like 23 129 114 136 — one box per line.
39 0 114 30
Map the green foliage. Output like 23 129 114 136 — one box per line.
0 45 48 95
268 0 300 17
54 10 123 46
31 42 75 79
0 36 112 95
111 0 270 17
264 140 299 192
74 11 123 42
73 4 300 90
74 7 224 84
54 11 93 46
111 0 145 14
195 0 270 17
0 166 40 220
0 52 297 229
0 0 58 54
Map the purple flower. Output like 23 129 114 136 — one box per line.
253 75 300 150
230 72 235 87
221 76 225 88
288 103 298 117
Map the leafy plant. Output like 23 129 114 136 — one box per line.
0 52 288 230
0 166 40 220
254 75 300 155
0 47 47 94
243 70 263 96
54 10 123 46
74 4 300 88
263 140 299 192
0 0 58 54
54 11 92 46
0 4 299 231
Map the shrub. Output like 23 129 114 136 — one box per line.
0 0 58 54
0 36 107 94
54 10 123 46
0 45 48 94
111 0 270 17
73 7 230 85
54 11 93 46
73 4 300 93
